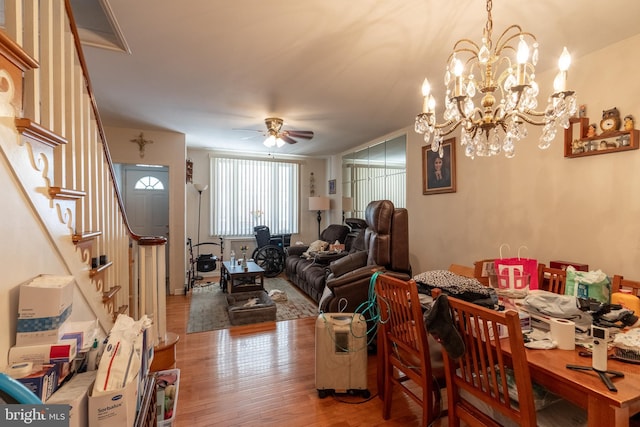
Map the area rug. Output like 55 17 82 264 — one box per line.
187 276 318 333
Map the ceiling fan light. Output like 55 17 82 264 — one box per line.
276 137 285 147
264 135 276 147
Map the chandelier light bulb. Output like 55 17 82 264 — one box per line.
558 47 571 71
453 59 464 77
421 78 432 113
516 37 530 64
421 78 431 97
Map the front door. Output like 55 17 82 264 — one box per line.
122 165 170 284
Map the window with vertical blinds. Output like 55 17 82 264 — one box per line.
210 156 299 236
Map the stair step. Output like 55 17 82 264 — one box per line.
72 231 102 244
15 118 66 148
48 187 86 200
90 261 113 278
102 285 121 303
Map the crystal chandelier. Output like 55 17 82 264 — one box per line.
415 0 577 159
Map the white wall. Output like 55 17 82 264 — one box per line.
405 34 640 277
105 126 187 295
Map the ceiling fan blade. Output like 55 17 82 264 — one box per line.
280 134 298 144
285 130 314 139
233 128 264 133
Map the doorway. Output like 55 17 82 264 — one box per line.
116 164 170 286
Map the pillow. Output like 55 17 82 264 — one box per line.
329 250 368 278
302 240 328 258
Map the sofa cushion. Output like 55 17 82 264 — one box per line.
329 250 368 278
320 224 350 244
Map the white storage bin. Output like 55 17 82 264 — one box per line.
156 368 180 426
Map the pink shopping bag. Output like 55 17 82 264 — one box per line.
493 244 538 292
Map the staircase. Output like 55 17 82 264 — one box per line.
0 0 167 358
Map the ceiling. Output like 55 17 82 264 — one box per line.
71 0 640 158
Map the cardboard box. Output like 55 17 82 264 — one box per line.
16 328 66 346
18 275 74 319
88 375 139 427
17 275 74 346
16 363 59 402
9 339 78 365
48 371 97 427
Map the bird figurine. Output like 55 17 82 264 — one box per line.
624 115 634 131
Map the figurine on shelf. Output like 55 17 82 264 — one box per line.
624 115 635 131
587 123 598 138
571 139 588 154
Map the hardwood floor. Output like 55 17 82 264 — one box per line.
164 286 445 427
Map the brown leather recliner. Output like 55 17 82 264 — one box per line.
319 200 411 313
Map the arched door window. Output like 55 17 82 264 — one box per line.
134 176 165 190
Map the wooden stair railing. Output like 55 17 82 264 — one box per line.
0 1 168 342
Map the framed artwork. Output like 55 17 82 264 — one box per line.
328 179 336 194
422 138 456 195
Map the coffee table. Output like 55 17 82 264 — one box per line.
220 260 265 294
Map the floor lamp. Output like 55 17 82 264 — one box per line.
194 183 208 280
309 196 330 239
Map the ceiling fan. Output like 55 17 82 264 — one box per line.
240 117 314 148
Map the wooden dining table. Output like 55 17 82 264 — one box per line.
504 342 640 427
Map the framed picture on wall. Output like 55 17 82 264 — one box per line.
422 138 456 195
328 179 336 194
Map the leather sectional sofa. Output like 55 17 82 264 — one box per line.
285 224 352 302
285 200 410 313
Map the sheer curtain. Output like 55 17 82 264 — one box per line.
210 156 299 236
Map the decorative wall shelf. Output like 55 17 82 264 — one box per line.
564 117 638 158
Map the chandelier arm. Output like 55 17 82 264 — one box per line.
494 26 536 55
454 97 468 120
452 38 481 53
495 56 516 83
511 112 548 126
521 109 546 117
435 120 464 136
466 106 485 124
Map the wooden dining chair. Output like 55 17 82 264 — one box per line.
374 274 445 426
442 295 539 426
611 275 640 295
448 263 475 278
537 263 567 294
611 275 640 314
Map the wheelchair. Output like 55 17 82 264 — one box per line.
186 236 224 293
251 225 291 278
